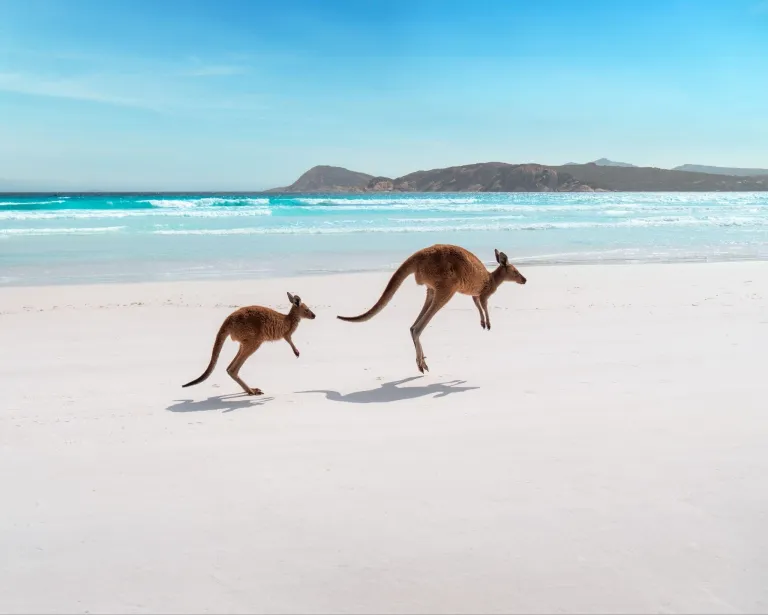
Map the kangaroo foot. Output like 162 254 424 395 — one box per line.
480 320 486 329
417 356 429 373
247 387 264 396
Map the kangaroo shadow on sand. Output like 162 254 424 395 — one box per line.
167 393 274 414
298 376 478 405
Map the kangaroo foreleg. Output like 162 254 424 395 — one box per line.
480 295 491 330
284 334 300 358
472 296 486 329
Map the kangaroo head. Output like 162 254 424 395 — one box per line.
494 249 527 285
287 292 316 319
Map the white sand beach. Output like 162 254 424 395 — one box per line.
1 262 767 614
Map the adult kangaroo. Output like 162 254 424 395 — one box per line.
337 244 526 373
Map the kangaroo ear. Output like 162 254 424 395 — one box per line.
495 249 508 266
287 292 296 305
293 294 302 306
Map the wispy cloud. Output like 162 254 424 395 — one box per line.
0 67 265 114
0 46 255 112
0 72 161 110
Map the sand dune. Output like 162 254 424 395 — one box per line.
2 263 767 613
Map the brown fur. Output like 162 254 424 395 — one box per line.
182 292 316 395
337 244 526 373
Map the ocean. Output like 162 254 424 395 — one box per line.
2 192 768 286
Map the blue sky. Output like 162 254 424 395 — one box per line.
0 0 766 190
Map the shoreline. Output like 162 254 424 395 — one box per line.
4 251 768 289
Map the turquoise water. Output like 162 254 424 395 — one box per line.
2 192 768 285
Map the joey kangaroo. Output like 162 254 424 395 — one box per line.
337 244 526 373
182 292 316 395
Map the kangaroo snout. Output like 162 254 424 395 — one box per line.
519 276 527 285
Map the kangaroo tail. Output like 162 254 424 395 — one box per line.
182 320 229 388
337 257 416 323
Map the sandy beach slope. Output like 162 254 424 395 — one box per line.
1 262 767 613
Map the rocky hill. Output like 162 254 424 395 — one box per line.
271 162 768 193
268 165 372 192
366 163 592 192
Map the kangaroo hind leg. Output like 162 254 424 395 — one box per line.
410 288 454 374
410 289 435 372
227 341 262 395
415 288 435 325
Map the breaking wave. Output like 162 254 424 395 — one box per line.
0 226 126 236
139 197 270 208
149 215 768 236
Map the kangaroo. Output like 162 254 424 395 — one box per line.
337 244 526 373
182 292 316 395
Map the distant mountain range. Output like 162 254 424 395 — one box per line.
564 160 768 176
272 162 768 193
5 160 768 194
671 164 768 176
274 164 593 193
565 158 637 168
